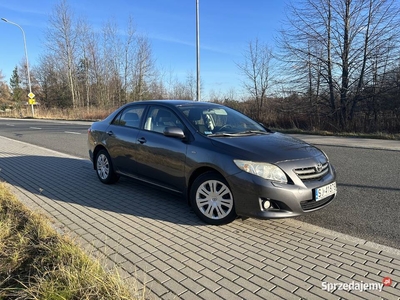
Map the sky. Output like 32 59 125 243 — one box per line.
0 0 287 98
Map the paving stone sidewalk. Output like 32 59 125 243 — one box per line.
0 136 399 300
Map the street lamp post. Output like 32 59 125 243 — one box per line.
196 0 200 101
2 17 34 117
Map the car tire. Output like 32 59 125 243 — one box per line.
95 149 119 184
190 172 237 225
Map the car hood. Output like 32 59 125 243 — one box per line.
210 132 325 163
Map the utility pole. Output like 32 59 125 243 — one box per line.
196 0 200 101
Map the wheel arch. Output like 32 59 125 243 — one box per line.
92 144 107 170
188 168 237 225
186 166 226 206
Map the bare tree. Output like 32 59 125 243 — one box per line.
237 39 274 120
122 16 136 103
35 1 159 108
45 0 79 108
101 19 121 107
76 18 95 110
131 35 155 101
279 0 400 130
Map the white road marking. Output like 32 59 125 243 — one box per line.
29 127 42 130
64 131 81 135
6 124 15 126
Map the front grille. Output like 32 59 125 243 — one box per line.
300 195 335 211
294 163 329 181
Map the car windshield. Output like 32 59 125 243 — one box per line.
178 105 267 136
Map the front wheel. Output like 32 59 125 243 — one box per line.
190 172 236 225
95 149 119 184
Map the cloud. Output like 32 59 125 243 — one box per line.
149 33 237 56
0 3 49 17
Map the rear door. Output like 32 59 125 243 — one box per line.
105 105 145 175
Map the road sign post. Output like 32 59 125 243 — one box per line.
28 92 35 116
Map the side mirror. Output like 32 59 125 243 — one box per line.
163 126 185 138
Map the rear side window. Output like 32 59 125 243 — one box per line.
112 106 145 128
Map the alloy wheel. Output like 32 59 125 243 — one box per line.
97 153 110 180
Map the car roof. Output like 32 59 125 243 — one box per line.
103 100 224 123
125 100 222 108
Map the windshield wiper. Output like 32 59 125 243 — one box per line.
236 130 270 135
208 130 269 137
207 132 235 137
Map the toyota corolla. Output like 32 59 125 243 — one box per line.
88 100 337 225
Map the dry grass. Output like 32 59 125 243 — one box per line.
0 182 146 300
1 106 116 121
35 107 116 121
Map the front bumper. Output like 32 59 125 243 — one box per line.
228 163 337 219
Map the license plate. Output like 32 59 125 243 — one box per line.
315 182 336 201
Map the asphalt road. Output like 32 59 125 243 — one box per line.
0 118 90 158
1 117 399 249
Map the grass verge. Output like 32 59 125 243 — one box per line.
0 182 145 300
0 106 115 122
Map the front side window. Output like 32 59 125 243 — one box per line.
144 106 182 133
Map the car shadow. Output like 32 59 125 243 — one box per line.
0 155 203 226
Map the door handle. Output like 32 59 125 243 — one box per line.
137 137 146 144
107 131 114 136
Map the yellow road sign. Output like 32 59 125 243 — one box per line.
28 99 36 105
28 92 35 99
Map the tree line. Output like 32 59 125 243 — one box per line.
1 0 400 134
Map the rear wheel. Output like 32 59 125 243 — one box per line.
95 149 119 184
190 172 236 225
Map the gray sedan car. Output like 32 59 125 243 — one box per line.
88 100 337 225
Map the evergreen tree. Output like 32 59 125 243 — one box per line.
9 66 23 109
10 66 20 90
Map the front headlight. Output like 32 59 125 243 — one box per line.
234 160 287 183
